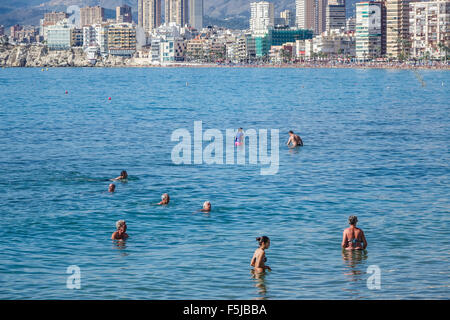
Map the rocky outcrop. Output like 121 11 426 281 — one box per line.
0 43 137 67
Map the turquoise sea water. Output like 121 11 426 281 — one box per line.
0 67 449 299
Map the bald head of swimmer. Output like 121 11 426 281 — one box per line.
256 236 270 249
203 201 211 212
348 215 358 226
108 183 115 192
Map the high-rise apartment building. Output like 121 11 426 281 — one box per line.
116 4 132 23
80 6 105 27
189 0 204 30
326 4 346 32
296 0 316 31
138 0 162 34
317 0 328 35
356 1 382 59
250 1 275 36
386 0 410 59
165 0 189 26
409 0 450 59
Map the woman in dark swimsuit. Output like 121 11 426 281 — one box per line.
342 215 367 250
251 236 271 273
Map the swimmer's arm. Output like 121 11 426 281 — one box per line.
341 231 348 248
250 256 256 267
361 230 367 249
111 232 118 240
286 137 292 145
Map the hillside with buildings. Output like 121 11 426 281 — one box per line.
0 1 448 67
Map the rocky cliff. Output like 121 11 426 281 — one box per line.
0 43 135 67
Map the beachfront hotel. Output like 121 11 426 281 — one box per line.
46 19 74 50
409 0 450 59
107 23 137 57
386 0 411 59
356 1 383 60
250 1 275 36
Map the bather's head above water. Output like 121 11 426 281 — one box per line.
119 170 128 179
256 236 270 249
202 201 211 212
159 193 170 205
108 183 115 192
348 215 358 226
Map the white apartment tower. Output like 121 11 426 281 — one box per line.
250 1 275 36
296 0 316 31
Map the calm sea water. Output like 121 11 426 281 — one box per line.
0 67 449 299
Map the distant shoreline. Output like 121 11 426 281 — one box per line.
2 63 450 70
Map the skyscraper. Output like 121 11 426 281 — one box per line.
165 0 189 26
317 0 328 34
116 4 132 23
189 0 203 30
296 0 316 31
138 0 162 34
250 1 275 36
386 0 411 59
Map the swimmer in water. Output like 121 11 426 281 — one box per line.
112 170 128 181
250 236 271 273
158 193 170 205
342 215 367 250
200 201 211 212
286 130 303 147
111 220 128 240
235 128 244 146
108 183 115 193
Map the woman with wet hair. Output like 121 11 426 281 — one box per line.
112 170 128 181
250 236 271 272
342 215 367 250
158 193 170 205
111 220 129 240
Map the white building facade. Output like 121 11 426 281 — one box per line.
250 1 275 36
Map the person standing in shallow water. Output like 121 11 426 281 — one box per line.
111 220 128 240
251 236 271 273
342 216 367 250
286 130 303 147
235 128 244 146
